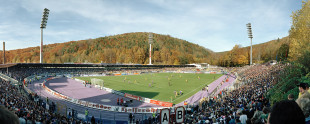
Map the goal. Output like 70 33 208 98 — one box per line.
91 78 104 87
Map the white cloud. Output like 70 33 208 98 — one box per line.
0 0 303 52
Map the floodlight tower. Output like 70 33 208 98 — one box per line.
40 8 50 63
3 42 5 64
246 23 253 65
148 33 153 65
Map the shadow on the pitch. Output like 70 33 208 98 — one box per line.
79 90 161 107
119 90 159 98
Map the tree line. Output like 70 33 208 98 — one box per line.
0 32 212 65
267 0 310 104
214 37 290 67
0 32 291 65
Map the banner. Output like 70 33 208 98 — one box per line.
150 100 173 107
124 93 143 101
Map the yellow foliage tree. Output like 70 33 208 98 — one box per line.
289 0 310 61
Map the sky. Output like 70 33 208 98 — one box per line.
0 0 303 52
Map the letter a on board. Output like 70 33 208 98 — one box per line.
160 108 170 124
163 113 168 122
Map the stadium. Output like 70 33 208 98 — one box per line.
1 61 306 124
0 1 310 124
0 63 236 123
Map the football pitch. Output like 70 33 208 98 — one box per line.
76 73 222 104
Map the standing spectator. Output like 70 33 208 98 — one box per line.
46 97 49 104
296 83 310 106
239 111 247 124
297 97 310 122
268 100 305 124
260 107 270 123
0 105 19 124
251 108 263 124
229 116 236 124
68 112 72 120
129 113 133 124
136 119 140 124
91 116 95 124
298 83 310 98
120 98 124 106
184 101 188 106
85 109 89 122
296 82 310 123
235 118 242 124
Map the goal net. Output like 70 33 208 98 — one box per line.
91 78 104 87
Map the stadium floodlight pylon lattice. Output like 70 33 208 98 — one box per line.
40 8 50 63
246 23 253 65
148 32 153 65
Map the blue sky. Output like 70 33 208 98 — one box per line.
0 0 303 52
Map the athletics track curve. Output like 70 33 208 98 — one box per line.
27 74 236 122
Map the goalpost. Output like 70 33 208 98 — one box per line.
91 78 104 88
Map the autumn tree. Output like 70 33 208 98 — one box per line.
289 0 310 61
4 32 214 64
104 48 115 63
153 51 161 64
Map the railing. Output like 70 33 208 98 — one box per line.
0 73 19 84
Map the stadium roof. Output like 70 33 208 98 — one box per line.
0 63 18 68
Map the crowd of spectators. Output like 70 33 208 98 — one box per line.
0 65 197 124
0 65 197 82
0 67 109 82
0 79 86 123
182 63 293 124
0 63 309 123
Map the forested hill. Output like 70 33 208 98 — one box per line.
1 32 213 64
213 36 290 67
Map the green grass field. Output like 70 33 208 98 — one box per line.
76 73 222 104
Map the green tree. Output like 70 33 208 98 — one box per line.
178 55 188 65
267 63 304 104
277 44 289 61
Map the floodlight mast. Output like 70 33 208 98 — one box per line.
246 23 253 65
40 8 49 63
148 33 153 65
